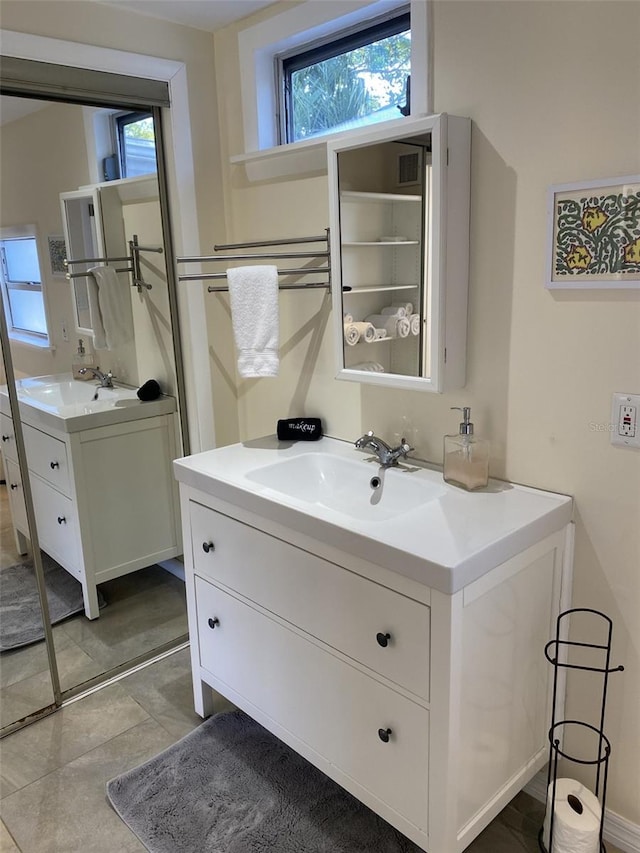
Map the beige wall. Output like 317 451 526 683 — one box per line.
2 0 638 832
215 0 640 829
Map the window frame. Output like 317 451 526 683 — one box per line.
0 226 51 348
278 10 411 145
237 0 430 157
114 109 156 179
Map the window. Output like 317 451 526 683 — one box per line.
280 12 411 144
115 111 157 178
0 228 49 345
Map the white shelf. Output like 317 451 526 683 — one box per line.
343 241 419 247
341 190 421 203
344 284 419 294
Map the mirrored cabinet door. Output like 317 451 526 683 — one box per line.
328 113 471 392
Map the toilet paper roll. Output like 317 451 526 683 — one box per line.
542 779 601 853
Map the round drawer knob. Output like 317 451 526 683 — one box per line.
202 541 215 553
207 617 220 630
10 483 18 490
376 632 391 647
57 516 66 525
378 727 393 743
50 461 60 470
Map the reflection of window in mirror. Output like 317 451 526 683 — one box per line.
0 226 49 347
84 108 157 184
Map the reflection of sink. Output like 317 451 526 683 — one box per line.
245 451 447 521
17 376 138 409
0 373 176 433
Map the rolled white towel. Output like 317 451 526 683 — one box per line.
344 322 360 346
343 312 353 324
392 301 413 316
346 321 376 344
350 362 385 372
396 316 411 338
373 328 387 340
365 314 402 338
380 305 406 317
410 313 420 335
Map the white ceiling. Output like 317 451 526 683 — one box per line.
95 0 278 33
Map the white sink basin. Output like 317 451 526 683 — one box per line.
17 376 138 408
246 451 446 521
174 435 573 594
0 374 176 433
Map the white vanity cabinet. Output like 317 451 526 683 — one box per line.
1 406 181 619
175 439 573 853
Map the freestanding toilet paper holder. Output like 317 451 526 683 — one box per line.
539 608 624 853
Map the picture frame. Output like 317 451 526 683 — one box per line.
546 175 640 290
47 235 67 278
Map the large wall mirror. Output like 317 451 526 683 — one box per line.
328 113 471 393
0 78 189 733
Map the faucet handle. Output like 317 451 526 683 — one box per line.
400 438 414 454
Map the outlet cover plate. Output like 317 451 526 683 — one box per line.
611 392 640 448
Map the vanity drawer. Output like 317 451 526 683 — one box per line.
195 576 429 831
23 424 71 495
31 476 80 577
1 414 18 464
190 502 430 700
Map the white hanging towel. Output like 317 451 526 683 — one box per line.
227 265 280 378
88 265 133 351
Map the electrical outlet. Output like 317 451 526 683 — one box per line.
611 393 640 448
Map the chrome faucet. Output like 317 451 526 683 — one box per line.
78 367 114 388
354 430 413 467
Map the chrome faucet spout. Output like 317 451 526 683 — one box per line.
354 430 413 467
78 367 114 388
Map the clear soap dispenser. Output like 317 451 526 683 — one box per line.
443 406 490 491
72 339 95 380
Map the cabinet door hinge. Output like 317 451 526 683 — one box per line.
444 347 447 363
88 203 95 217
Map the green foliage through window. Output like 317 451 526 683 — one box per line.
284 14 411 142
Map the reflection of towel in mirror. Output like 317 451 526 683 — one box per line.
227 265 279 378
88 265 132 350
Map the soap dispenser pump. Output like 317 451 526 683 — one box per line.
443 406 490 491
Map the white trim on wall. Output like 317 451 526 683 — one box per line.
0 29 215 453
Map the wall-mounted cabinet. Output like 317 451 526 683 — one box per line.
60 176 158 337
328 114 471 392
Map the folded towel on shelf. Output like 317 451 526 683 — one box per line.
365 314 411 339
88 265 133 350
344 321 376 346
227 265 279 377
410 313 421 335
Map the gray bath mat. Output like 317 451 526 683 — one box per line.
0 553 105 652
107 709 420 853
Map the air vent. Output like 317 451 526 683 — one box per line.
397 151 420 186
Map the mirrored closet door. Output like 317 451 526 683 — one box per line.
0 74 189 733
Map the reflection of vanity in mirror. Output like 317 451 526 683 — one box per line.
0 91 188 726
328 113 471 392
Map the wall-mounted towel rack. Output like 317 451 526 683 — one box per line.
176 230 331 293
64 234 163 292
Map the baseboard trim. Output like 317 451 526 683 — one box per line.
525 772 640 853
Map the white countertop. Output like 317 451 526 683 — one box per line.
174 435 573 594
0 374 176 434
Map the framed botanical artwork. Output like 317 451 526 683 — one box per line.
546 175 640 289
47 235 67 277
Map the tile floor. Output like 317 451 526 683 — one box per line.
0 482 188 729
0 646 623 853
